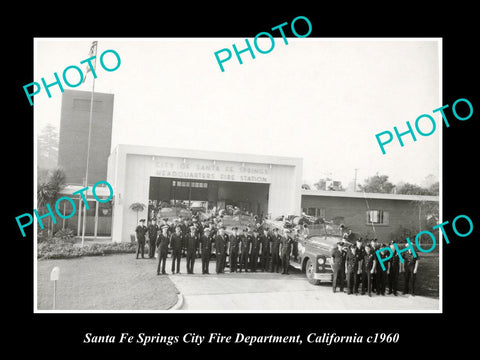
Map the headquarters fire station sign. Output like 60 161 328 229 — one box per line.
154 157 271 184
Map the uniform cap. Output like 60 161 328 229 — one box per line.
161 225 169 231
204 228 211 233
140 219 146 222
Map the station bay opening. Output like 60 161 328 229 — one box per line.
149 177 270 217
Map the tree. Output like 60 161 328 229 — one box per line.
396 181 439 196
37 167 66 236
428 181 439 195
396 183 431 195
129 202 146 223
359 173 395 194
37 124 59 169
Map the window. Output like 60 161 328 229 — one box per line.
303 207 325 218
366 210 389 225
172 180 208 188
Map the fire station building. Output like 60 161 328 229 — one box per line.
107 144 303 243
106 144 438 244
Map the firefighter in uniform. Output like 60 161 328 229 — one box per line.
135 219 147 259
156 225 170 275
387 241 400 296
271 228 282 273
239 228 251 272
260 227 272 272
229 227 241 273
147 218 159 259
160 218 171 236
346 245 360 295
280 229 294 275
215 227 228 274
200 228 213 274
292 228 299 261
377 244 389 295
185 226 199 274
369 238 379 293
170 226 184 274
354 238 365 294
250 228 261 272
362 244 376 296
331 241 346 293
403 243 419 296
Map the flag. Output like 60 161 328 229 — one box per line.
82 41 98 84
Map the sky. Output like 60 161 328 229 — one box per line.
34 38 441 189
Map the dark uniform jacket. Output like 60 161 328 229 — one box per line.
170 233 184 252
363 252 375 273
388 253 400 272
260 233 272 256
135 225 147 242
200 234 213 254
346 250 360 273
404 252 419 271
180 223 188 235
157 233 170 252
280 236 294 256
147 224 159 242
229 234 241 253
331 248 346 270
185 233 199 254
251 235 261 253
271 235 282 255
241 234 252 254
355 245 365 259
215 234 227 254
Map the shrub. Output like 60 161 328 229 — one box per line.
54 228 75 242
38 241 137 260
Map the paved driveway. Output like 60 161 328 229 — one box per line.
168 260 439 312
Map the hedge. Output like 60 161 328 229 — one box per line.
38 241 138 260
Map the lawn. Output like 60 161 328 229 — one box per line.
396 252 439 298
37 254 179 311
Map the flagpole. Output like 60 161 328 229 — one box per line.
81 41 98 248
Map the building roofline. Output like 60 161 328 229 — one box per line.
301 189 439 202
110 144 303 167
59 184 112 197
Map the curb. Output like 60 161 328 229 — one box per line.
169 287 184 310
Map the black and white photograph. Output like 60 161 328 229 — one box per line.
8 6 478 355
33 38 441 312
